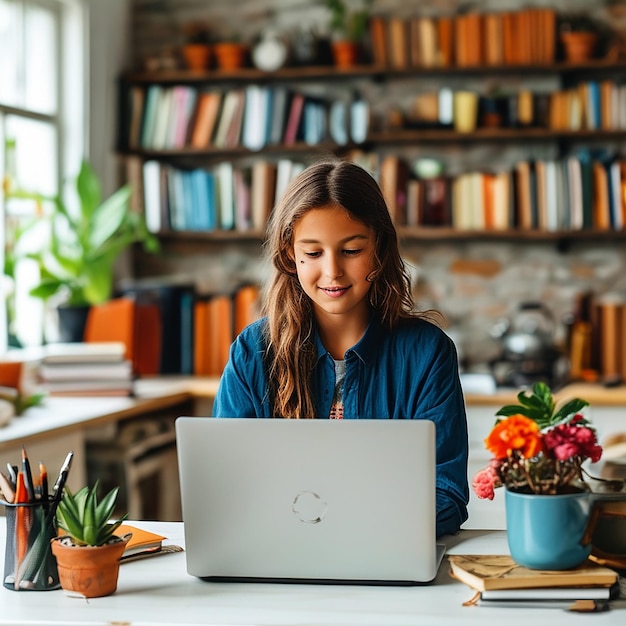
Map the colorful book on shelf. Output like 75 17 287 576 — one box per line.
283 92 305 145
267 86 291 145
151 87 174 150
241 84 272 151
127 85 146 149
448 555 618 592
213 90 243 148
189 90 222 148
369 14 388 66
250 160 277 230
387 17 409 69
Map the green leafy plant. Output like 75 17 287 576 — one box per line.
324 0 372 42
10 160 159 307
56 482 128 546
495 381 589 429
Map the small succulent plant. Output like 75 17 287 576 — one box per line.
56 481 128 546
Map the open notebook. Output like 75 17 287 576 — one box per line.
175 417 444 585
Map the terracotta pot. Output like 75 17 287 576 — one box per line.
214 43 249 71
560 32 597 63
50 535 129 598
331 40 361 68
181 44 212 71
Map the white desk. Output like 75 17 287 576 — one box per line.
1 521 624 625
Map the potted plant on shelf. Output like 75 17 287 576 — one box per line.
180 22 213 71
559 13 599 63
471 382 625 570
10 160 159 342
50 481 130 598
213 33 250 71
324 0 372 67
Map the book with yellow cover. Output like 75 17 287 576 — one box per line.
448 555 618 591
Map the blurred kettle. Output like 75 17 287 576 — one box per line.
490 301 563 387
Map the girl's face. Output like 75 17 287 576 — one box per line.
292 204 376 325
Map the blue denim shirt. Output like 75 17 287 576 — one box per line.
214 315 469 537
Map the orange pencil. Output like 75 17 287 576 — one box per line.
14 472 30 588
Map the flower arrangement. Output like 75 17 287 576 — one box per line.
473 382 602 498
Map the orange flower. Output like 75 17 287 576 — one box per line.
485 414 543 460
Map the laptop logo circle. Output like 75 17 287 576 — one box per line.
292 491 328 524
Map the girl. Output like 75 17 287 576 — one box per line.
214 159 469 537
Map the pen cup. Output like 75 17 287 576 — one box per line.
2 499 60 591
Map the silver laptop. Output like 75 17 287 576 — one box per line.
175 417 444 585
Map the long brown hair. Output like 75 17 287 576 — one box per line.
262 159 417 418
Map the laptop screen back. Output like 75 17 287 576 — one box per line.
175 417 441 585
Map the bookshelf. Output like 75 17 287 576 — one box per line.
118 55 626 242
114 3 626 382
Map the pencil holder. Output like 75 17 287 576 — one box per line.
2 499 60 591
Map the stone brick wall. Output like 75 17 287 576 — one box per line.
127 0 626 373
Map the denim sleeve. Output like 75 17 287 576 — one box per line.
213 324 267 418
414 330 469 538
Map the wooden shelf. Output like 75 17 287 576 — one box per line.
120 128 626 160
151 228 626 243
122 59 626 86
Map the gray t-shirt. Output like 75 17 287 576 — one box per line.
329 358 346 419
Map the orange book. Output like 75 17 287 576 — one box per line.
514 161 532 230
84 297 135 362
208 295 234 376
597 299 622 380
233 284 260 336
600 80 614 130
542 8 557 63
369 15 388 67
502 12 516 65
453 14 467 66
482 172 496 230
464 12 483 66
117 524 166 558
517 8 532 65
483 13 503 66
592 161 611 230
436 16 454 67
387 17 409 69
189 91 222 148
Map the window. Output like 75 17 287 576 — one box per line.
0 0 84 350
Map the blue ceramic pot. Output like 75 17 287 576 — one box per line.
505 488 593 570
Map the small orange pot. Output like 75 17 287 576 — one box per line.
214 42 249 71
331 40 361 67
51 535 129 598
181 44 212 71
560 32 597 63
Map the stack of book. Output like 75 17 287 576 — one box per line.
448 554 621 609
36 342 134 397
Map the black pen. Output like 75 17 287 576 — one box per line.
21 447 36 502
51 451 74 502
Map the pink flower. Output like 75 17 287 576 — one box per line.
543 424 602 463
472 463 500 500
